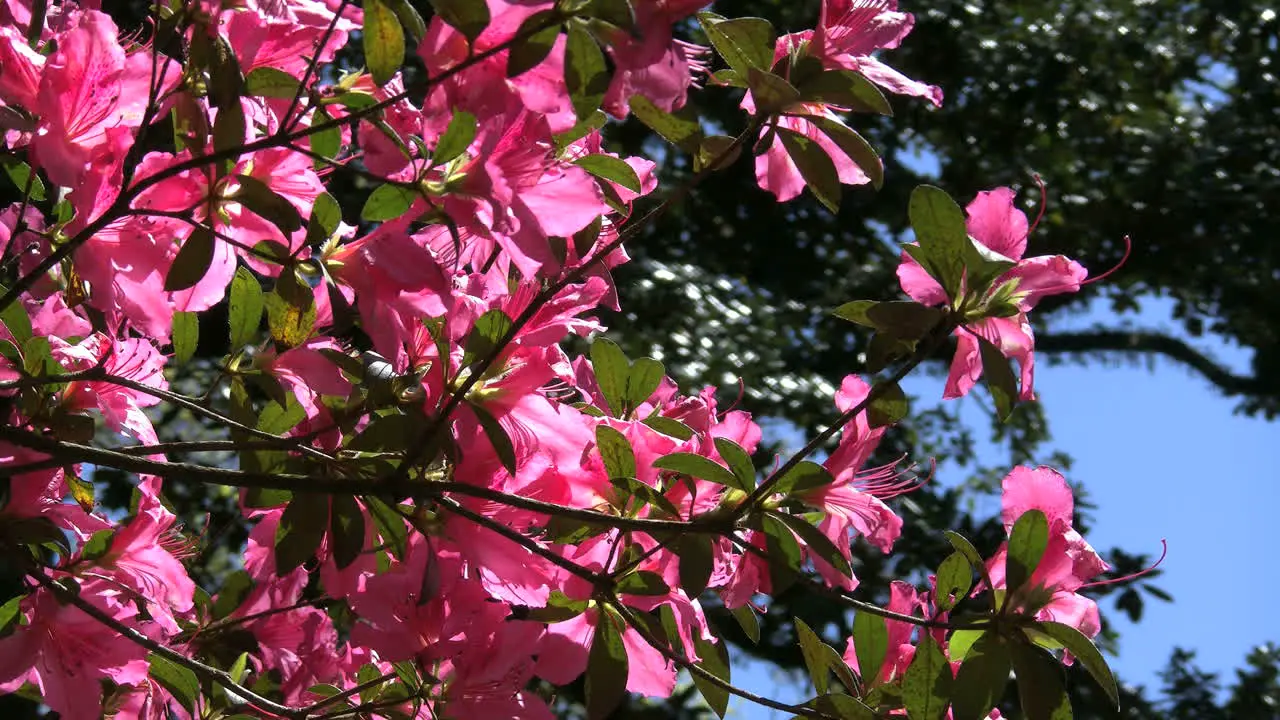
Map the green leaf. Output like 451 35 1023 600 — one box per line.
795 617 834 694
564 22 609 120
813 694 877 720
230 174 304 233
329 495 366 570
1006 509 1050 597
1008 642 1072 720
574 154 642 193
693 134 743 172
595 425 637 479
626 357 664 410
944 530 987 572
697 13 775 75
777 128 841 213
590 337 630 416
808 116 884 189
212 90 246 163
432 110 477 166
652 452 744 491
852 611 888 688
797 69 893 115
1037 621 1119 709
171 311 198 365
265 270 316 348
770 460 834 496
472 402 518 476
865 301 947 338
229 652 250 684
507 10 562 77
615 570 669 596
713 437 756 490
229 266 264 349
0 594 23 636
907 185 969 297
275 493 329 574
309 108 341 162
760 514 803 593
691 632 731 719
364 0 405 86
79 529 114 562
934 552 973 612
365 496 408 560
730 604 761 644
771 510 851 579
0 157 45 200
213 570 254 619
746 67 801 115
244 66 300 98
461 308 514 367
164 226 216 292
902 634 953 720
978 335 1019 422
642 415 695 441
385 0 427 41
428 0 491 42
628 94 703 152
0 284 33 344
675 534 713 597
952 632 1012 720
148 654 200 714
608 476 680 517
585 605 629 720
867 380 908 428
948 629 985 663
361 184 418 223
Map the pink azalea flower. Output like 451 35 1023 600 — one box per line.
842 580 927 685
85 476 196 634
897 187 1088 400
985 467 1109 638
599 0 712 117
54 333 168 444
0 581 151 720
805 0 942 106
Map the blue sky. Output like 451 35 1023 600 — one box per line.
722 295 1279 716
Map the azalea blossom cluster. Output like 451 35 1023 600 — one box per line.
0 1 1119 719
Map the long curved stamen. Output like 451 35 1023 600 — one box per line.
1025 173 1047 239
854 455 930 499
1079 234 1132 287
1079 538 1167 590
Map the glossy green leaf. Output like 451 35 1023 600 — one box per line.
574 154 642 193
934 551 973 612
1037 621 1119 709
907 185 969 296
760 514 803 593
771 510 851 579
365 496 408 560
329 495 366 570
472 402 518 476
230 174 303 233
385 0 427 41
730 603 761 644
813 694 877 720
746 67 801 115
978 335 1019 422
866 301 947 337
507 10 562 77
628 94 703 152
428 0 491 42
1006 509 1050 597
777 128 841 213
590 337 630 416
228 266 263 349
902 634 954 720
364 0 405 86
693 134 742 172
795 617 834 694
653 452 744 491
0 284 32 344
244 66 300 98
1008 642 1072 720
626 357 665 410
809 116 884 189
867 380 908 428
361 183 418 222
615 570 669 596
642 415 695 441
697 13 775 75
0 157 45 200
797 69 893 115
585 605 629 720
691 632 731 719
596 425 637 479
0 594 22 636
952 633 1012 720
309 108 341 162
948 629 985 662
945 530 987 571
771 460 836 497
461 308 514 367
564 22 608 119
713 437 756 490
265 270 316 348
164 226 216 292
433 110 477 166
171 311 198 365
675 534 713 597
274 493 329 574
148 654 200 714
852 610 888 688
